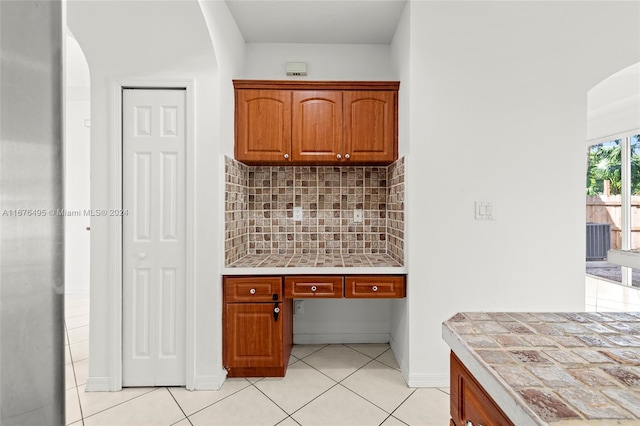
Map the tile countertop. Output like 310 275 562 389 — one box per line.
222 253 407 275
442 311 640 426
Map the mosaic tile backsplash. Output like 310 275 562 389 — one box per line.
224 156 405 266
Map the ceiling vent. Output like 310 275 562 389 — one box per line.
286 62 307 76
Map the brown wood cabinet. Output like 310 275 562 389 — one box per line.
285 275 344 298
234 80 399 165
234 90 292 163
223 277 293 377
450 352 513 426
344 275 405 298
222 273 405 378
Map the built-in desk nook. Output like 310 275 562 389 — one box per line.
222 254 406 377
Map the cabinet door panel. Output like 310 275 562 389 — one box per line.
450 352 513 426
344 91 396 163
345 275 405 298
292 91 343 163
224 303 282 368
285 276 344 298
235 90 291 163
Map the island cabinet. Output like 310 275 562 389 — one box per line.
233 80 399 165
223 276 293 377
450 352 513 426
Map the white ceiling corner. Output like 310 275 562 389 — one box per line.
224 0 407 44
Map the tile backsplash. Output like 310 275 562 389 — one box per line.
224 156 405 266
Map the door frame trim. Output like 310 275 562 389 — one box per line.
110 79 196 390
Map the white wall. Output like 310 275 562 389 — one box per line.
244 43 394 80
389 0 411 377
405 1 640 387
67 0 230 390
64 31 91 294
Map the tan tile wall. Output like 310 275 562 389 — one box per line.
387 157 405 264
224 156 405 265
224 157 250 265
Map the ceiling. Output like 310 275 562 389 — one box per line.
224 0 407 44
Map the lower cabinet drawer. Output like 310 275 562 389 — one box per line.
224 276 283 302
344 275 406 298
285 276 344 298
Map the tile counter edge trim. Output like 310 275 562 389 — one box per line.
442 324 543 426
221 266 408 276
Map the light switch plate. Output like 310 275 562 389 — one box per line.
475 201 494 220
293 206 303 221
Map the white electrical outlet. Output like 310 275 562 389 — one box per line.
353 209 363 223
293 206 303 221
294 300 304 315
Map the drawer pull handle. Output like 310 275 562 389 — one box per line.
311 285 317 292
372 286 378 292
284 153 289 159
249 288 256 295
336 154 342 159
345 154 350 159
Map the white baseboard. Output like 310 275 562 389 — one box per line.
192 371 227 391
406 373 449 388
293 333 390 345
85 377 113 392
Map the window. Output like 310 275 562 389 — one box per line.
586 134 640 287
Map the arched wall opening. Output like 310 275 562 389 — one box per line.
585 62 640 305
64 28 91 295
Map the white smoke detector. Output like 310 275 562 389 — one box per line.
286 62 307 76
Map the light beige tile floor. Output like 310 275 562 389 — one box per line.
65 295 450 426
67 278 639 425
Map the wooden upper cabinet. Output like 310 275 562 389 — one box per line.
344 91 397 164
233 80 399 165
292 91 343 163
235 89 292 163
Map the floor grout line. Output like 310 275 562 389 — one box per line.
166 387 193 426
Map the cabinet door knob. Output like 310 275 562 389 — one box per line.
311 285 317 292
345 154 350 159
284 153 289 159
336 154 342 159
372 286 378 292
249 288 256 295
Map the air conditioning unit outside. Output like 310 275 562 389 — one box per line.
586 222 611 260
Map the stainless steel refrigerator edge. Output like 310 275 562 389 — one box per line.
1 1 65 424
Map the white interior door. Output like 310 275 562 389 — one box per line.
122 88 186 386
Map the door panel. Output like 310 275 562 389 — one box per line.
343 91 396 163
292 91 343 162
123 89 186 386
224 303 283 368
235 89 291 163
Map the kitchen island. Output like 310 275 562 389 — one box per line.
443 311 640 425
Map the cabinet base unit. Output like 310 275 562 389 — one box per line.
223 277 293 377
450 352 513 426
